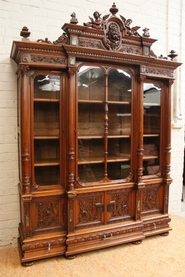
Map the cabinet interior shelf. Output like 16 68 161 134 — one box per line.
143 155 158 160
78 100 131 105
144 114 160 117
78 155 130 164
78 135 130 139
144 103 160 106
34 159 60 166
34 136 59 139
144 134 159 137
34 98 59 102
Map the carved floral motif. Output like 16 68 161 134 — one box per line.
67 223 143 245
78 38 104 49
31 55 66 65
53 33 69 45
120 45 141 55
109 189 131 217
35 197 60 229
78 193 103 224
22 237 65 251
145 67 171 77
142 186 158 211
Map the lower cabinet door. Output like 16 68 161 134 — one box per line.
66 185 145 256
18 194 67 264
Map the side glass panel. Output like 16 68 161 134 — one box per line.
33 74 60 186
143 82 161 176
78 66 132 183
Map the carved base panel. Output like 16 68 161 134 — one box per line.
65 221 145 256
142 215 171 237
18 225 66 264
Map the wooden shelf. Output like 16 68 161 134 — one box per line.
34 136 59 139
78 155 130 164
34 98 59 102
78 100 131 105
78 100 103 104
78 135 130 139
144 103 160 106
108 101 131 105
144 114 160 117
34 159 60 166
143 155 158 160
144 134 159 137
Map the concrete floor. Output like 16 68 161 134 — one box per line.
1 193 185 277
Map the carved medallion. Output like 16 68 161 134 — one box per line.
104 22 121 51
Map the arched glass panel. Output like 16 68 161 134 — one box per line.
143 83 161 176
108 69 131 180
77 67 132 183
78 66 105 183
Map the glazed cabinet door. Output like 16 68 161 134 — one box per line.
30 71 67 228
140 80 171 233
31 72 65 190
77 65 132 184
18 70 68 263
143 81 161 178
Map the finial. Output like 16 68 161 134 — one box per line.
109 2 118 15
168 50 178 61
142 27 150 37
20 26 30 39
70 12 78 24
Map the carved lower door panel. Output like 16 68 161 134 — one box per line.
18 194 66 263
65 186 145 256
141 182 171 236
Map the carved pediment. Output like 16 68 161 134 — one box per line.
17 2 179 63
33 2 149 52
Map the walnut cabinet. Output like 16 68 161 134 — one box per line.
10 3 181 265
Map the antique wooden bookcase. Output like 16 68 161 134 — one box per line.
10 3 181 265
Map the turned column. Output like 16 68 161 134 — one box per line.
20 65 31 195
135 74 146 220
67 66 76 191
163 79 174 213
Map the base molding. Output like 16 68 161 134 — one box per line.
18 214 171 264
18 225 66 264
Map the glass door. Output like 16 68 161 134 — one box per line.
33 74 61 187
143 82 161 176
77 66 132 184
107 69 131 180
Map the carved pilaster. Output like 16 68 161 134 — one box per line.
21 151 30 194
24 202 31 237
67 66 76 190
163 79 173 179
68 199 74 232
67 67 76 77
20 65 31 194
136 74 145 182
20 65 29 75
137 144 144 181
